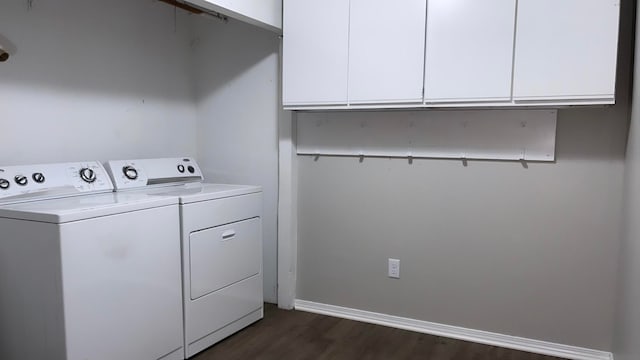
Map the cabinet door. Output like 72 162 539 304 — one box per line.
282 0 350 106
513 0 620 102
348 0 427 104
424 0 516 103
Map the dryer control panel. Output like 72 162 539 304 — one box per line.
0 161 114 204
105 157 204 190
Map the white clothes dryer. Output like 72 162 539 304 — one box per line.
105 157 264 358
0 161 184 360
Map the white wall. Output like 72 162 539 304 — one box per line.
613 2 640 359
296 1 634 351
0 0 198 165
192 17 280 303
0 0 280 304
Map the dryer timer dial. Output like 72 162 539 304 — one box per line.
122 166 139 180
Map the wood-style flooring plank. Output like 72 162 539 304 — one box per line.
191 304 567 360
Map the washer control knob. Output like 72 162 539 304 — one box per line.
0 178 9 190
79 168 96 183
15 175 28 186
177 164 185 173
32 173 45 183
187 166 195 174
122 165 138 180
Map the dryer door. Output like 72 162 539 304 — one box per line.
189 217 261 300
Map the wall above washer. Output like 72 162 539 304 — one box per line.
0 0 198 165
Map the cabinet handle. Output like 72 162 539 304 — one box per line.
222 230 236 240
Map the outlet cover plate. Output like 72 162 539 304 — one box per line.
388 258 400 279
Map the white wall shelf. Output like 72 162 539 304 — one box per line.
286 101 614 111
185 0 282 32
297 110 557 162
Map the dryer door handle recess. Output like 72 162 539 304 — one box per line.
221 230 236 241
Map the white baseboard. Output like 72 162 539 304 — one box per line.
294 299 613 360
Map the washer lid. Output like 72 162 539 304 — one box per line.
146 183 262 204
0 192 178 223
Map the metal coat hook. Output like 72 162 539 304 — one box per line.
358 152 365 163
407 152 413 164
461 152 468 167
520 148 528 168
0 34 16 62
205 11 229 23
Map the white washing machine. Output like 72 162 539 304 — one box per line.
0 161 184 360
104 157 264 358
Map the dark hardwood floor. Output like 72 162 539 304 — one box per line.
192 304 566 360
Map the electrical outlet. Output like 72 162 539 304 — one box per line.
388 258 400 279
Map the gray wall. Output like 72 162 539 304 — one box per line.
296 2 634 350
613 2 640 359
193 17 280 303
0 0 198 165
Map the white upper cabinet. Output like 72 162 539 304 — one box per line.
347 0 427 104
282 0 350 106
512 0 620 103
424 0 516 103
281 0 620 109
